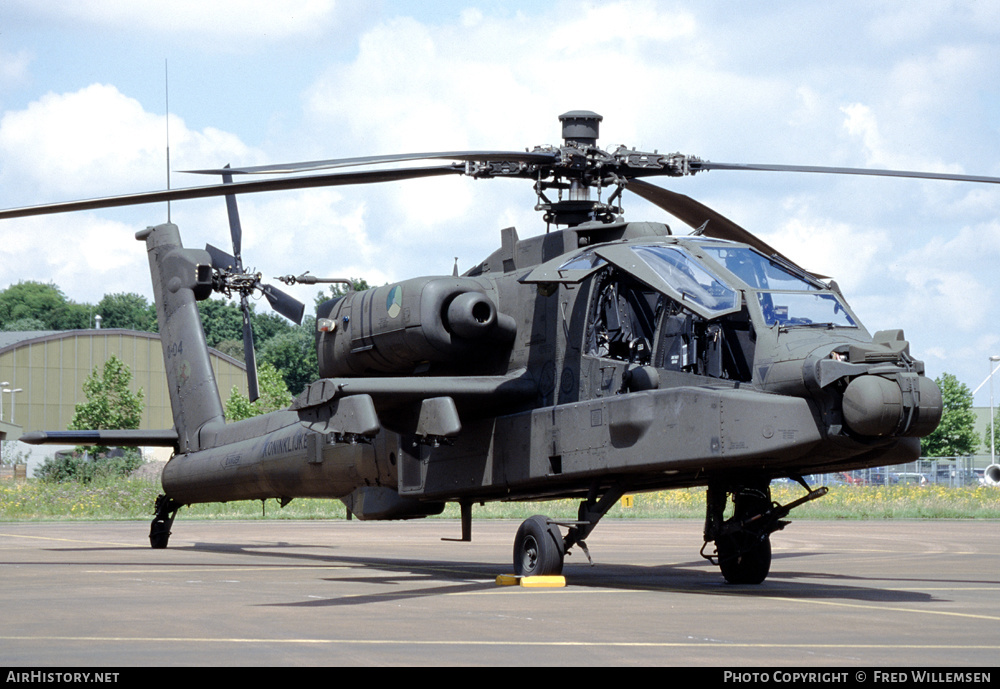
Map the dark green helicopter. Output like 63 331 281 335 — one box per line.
10 110 992 585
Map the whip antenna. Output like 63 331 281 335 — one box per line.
165 59 171 222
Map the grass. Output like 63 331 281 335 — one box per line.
2 476 1000 522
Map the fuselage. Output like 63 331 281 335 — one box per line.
158 220 941 517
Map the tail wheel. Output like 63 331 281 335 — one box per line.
513 515 565 576
149 495 181 549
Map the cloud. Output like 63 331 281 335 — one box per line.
0 81 393 314
0 84 270 304
0 49 31 91
4 0 344 43
0 84 260 203
0 213 145 305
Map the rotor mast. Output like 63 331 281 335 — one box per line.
534 110 620 227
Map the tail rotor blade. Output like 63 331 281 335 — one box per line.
205 243 237 271
222 165 243 270
262 283 305 325
240 297 259 403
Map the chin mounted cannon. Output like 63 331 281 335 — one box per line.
315 277 517 377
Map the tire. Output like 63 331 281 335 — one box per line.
149 496 178 549
149 519 171 549
717 533 771 585
513 515 564 576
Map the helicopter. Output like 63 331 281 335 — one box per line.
9 109 995 585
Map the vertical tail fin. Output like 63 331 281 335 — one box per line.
137 222 225 452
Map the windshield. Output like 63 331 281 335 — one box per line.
757 292 857 327
559 250 607 271
698 244 857 328
697 245 821 290
630 245 739 314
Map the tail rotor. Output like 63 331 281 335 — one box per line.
206 165 305 402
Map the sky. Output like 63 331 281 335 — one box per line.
1 0 999 405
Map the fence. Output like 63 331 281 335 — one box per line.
811 457 989 488
0 464 27 482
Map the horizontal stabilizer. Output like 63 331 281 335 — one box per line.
20 429 179 447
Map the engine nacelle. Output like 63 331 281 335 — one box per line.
316 277 516 377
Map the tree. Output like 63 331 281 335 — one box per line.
37 355 146 482
197 297 295 349
35 449 143 483
1 317 47 332
197 298 246 348
213 339 246 362
224 362 292 421
921 373 979 458
95 292 157 332
68 354 145 457
1 441 29 467
0 281 91 330
985 408 1000 461
197 296 312 393
259 318 319 395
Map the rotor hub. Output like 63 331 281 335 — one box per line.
559 110 603 147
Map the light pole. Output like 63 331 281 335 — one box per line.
2 388 22 425
991 355 1000 469
0 382 8 421
978 356 1000 484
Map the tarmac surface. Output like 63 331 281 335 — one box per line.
0 518 998 667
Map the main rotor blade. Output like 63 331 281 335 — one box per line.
625 179 786 257
626 179 828 278
692 161 1000 185
262 283 305 325
0 165 464 220
187 150 560 176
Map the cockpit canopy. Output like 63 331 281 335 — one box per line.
694 242 857 328
525 237 858 329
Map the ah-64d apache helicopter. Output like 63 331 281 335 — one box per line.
8 110 995 585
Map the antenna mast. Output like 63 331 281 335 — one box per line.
165 59 171 222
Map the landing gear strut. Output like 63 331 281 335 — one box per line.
511 483 627 576
149 495 183 549
702 477 827 584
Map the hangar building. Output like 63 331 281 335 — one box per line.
0 329 248 435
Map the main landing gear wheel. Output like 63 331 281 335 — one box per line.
718 485 773 584
704 482 775 585
703 477 828 585
716 532 772 585
513 515 565 576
